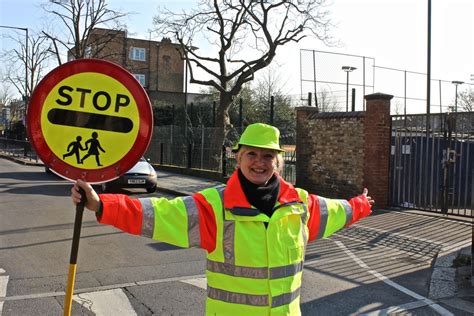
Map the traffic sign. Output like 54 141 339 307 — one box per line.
27 59 153 183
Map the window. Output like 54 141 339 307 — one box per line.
133 74 146 86
130 47 146 61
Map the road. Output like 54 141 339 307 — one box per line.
0 158 471 315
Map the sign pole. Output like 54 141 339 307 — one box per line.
63 188 86 316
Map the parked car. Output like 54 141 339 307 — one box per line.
100 157 157 193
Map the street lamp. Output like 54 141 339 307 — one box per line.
451 80 464 113
342 66 357 112
0 25 28 139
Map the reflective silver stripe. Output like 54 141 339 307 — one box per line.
271 287 301 307
270 261 304 279
316 197 328 239
339 199 353 227
207 260 268 278
300 203 309 246
223 221 235 265
139 198 155 238
217 186 236 264
207 260 304 280
216 185 225 200
182 196 201 248
207 286 269 306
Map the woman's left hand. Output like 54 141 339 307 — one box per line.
363 188 375 206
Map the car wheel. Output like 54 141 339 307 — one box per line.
146 184 157 193
101 183 108 193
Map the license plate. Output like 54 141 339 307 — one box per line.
128 179 146 184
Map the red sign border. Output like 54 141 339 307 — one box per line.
27 59 153 183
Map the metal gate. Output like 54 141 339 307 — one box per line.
390 112 473 218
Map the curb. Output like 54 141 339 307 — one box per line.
0 153 41 166
429 245 474 314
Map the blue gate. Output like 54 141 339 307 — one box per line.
390 112 473 218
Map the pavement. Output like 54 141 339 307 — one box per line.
1 152 473 314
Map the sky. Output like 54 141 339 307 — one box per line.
0 0 473 113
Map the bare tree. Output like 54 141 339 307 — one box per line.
1 31 53 101
41 0 128 64
0 81 13 106
154 0 332 155
458 88 473 112
318 88 340 112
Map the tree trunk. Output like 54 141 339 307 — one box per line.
208 92 233 171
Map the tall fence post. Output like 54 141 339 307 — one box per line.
270 96 274 125
160 143 164 165
239 98 243 129
212 101 216 127
307 92 312 106
221 145 227 177
187 143 192 169
351 88 356 111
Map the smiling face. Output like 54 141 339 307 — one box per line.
237 145 279 185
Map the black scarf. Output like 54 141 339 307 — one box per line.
238 169 280 218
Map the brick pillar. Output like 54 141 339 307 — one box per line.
363 93 392 209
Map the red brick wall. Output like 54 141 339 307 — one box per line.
363 93 392 208
296 93 392 208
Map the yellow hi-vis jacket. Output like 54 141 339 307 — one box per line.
98 170 372 315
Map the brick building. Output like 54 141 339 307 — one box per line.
68 28 185 95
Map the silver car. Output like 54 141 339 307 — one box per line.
100 157 158 193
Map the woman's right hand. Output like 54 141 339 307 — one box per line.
71 179 101 212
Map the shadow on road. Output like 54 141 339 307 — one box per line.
0 170 65 182
0 183 72 197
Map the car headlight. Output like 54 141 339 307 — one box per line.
148 166 156 177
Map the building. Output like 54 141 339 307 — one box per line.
70 28 185 94
68 28 209 125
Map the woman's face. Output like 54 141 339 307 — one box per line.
237 146 278 185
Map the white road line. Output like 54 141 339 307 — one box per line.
180 277 207 290
0 273 206 302
335 240 454 316
73 289 137 316
360 300 429 315
0 268 9 316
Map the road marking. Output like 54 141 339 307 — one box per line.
181 277 207 289
360 300 430 315
335 240 454 316
73 289 137 315
0 273 206 302
0 268 8 316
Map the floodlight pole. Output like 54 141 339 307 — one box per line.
342 66 357 112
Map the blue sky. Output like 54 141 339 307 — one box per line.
1 0 473 113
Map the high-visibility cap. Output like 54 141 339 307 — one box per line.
232 123 285 152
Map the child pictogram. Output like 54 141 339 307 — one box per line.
81 131 106 166
63 136 85 164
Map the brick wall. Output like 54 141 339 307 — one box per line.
296 93 392 208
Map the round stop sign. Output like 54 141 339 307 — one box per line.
27 59 153 183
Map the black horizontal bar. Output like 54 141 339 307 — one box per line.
47 108 133 133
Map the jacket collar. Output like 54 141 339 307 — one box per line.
224 169 301 209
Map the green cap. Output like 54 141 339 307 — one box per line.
232 123 284 152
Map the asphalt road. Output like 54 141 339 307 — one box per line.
0 159 471 315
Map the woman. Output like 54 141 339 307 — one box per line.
71 123 374 315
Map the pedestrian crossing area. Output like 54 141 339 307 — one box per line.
72 277 207 315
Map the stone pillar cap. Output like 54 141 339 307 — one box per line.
365 92 393 101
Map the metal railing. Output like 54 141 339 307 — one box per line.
0 138 39 162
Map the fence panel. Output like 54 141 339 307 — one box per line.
390 112 473 218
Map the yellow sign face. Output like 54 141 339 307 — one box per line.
41 72 139 170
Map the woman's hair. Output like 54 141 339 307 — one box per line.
236 146 284 173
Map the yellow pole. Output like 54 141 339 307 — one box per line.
63 188 85 316
64 264 77 315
